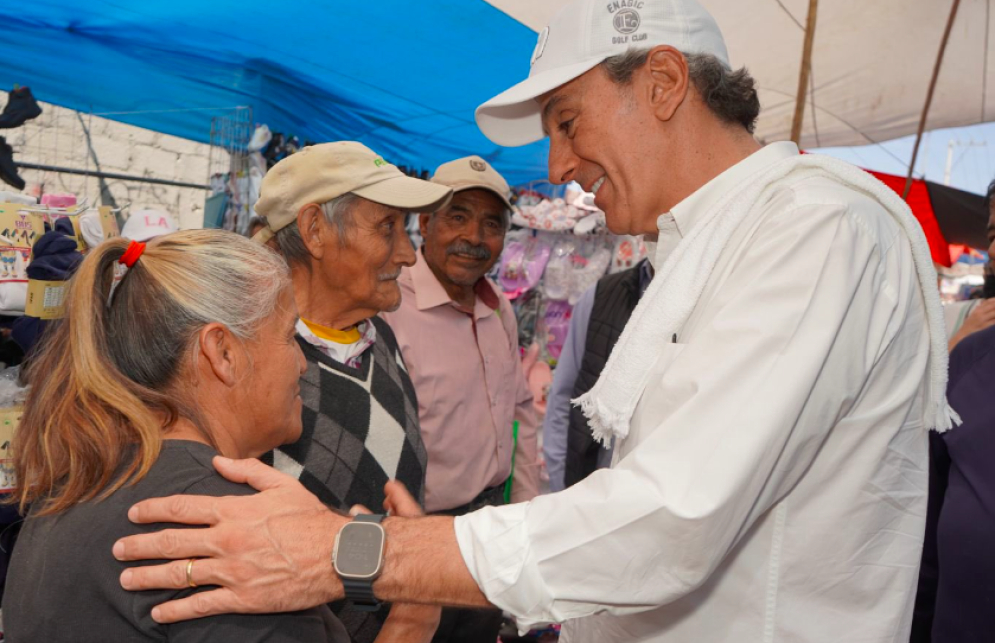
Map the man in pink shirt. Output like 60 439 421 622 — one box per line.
381 155 539 643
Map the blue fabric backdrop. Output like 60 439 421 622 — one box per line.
0 0 550 184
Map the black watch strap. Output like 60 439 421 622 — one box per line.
343 577 381 611
354 513 384 524
342 514 384 611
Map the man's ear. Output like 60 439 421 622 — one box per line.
297 204 328 260
198 322 240 387
641 45 690 123
418 212 432 239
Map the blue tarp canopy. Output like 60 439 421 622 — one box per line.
0 1 550 185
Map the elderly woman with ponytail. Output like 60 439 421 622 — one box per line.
3 231 415 642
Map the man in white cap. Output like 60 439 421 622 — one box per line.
114 2 955 642
381 156 539 643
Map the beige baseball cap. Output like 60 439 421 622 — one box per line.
430 156 513 210
475 0 729 146
253 141 453 243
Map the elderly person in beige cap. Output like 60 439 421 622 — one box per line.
381 156 538 643
253 141 451 643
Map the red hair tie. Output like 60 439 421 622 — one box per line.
107 241 147 306
119 241 146 268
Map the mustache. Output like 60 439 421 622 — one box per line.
446 241 491 261
377 268 402 282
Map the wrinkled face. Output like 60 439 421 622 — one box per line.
240 285 306 455
539 65 666 237
420 189 507 288
319 198 416 315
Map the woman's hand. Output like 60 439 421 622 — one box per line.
372 481 442 643
949 299 995 351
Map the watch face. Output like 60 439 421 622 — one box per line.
335 522 385 578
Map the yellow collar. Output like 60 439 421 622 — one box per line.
301 318 362 344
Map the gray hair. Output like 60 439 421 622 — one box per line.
269 193 360 270
103 229 290 389
430 192 512 229
601 49 760 134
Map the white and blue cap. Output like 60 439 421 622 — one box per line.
475 0 729 147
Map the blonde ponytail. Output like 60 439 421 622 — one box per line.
13 230 289 515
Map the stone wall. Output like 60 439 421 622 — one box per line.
1 92 222 230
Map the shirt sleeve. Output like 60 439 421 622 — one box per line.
542 286 595 493
508 307 541 504
454 200 907 627
912 325 995 641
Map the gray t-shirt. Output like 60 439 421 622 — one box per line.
5 440 348 642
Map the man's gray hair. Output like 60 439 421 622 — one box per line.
430 192 512 229
601 49 760 134
268 193 359 270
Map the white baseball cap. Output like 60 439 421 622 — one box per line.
476 0 729 147
122 208 179 241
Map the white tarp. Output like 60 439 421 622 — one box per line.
484 0 994 149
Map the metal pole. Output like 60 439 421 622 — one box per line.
13 161 210 190
945 139 956 186
790 0 819 144
903 0 962 199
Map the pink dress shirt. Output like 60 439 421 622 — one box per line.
381 251 539 513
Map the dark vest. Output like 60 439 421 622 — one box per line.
565 265 643 487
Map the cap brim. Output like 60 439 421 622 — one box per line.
352 175 453 213
475 57 605 147
126 229 177 243
451 184 514 210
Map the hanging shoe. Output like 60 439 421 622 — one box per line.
0 137 25 191
263 132 285 166
0 87 42 130
247 124 272 152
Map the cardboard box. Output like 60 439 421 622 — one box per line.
25 279 66 319
99 206 120 240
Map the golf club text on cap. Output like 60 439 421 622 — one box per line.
475 0 729 147
253 141 453 243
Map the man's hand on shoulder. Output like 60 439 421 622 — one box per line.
114 456 349 623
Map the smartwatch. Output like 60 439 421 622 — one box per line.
333 513 386 611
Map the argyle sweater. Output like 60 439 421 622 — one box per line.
262 317 427 643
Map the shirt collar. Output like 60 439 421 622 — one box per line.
664 141 800 239
296 317 376 366
411 249 500 319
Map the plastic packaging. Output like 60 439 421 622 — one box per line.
0 366 27 408
499 234 552 300
538 299 572 361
